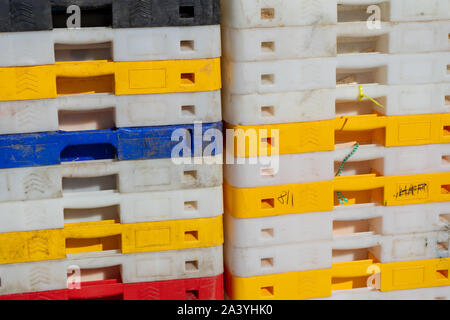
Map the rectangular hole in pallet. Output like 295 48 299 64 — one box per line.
185 260 199 272
337 4 388 23
62 175 117 193
261 8 275 20
179 6 195 18
66 234 121 255
437 269 449 280
183 170 198 183
333 159 382 176
58 108 115 131
261 106 275 117
438 241 449 251
441 184 450 194
181 73 196 85
75 265 122 284
184 201 198 211
261 137 274 147
332 248 376 263
261 198 275 209
331 249 380 290
261 258 274 268
261 228 274 239
337 36 388 54
439 213 450 224
64 205 120 225
333 218 381 236
335 128 386 147
186 290 199 300
180 40 195 52
260 286 274 297
181 105 196 117
442 155 450 165
52 5 113 28
260 168 275 178
447 65 450 75
334 188 384 206
336 67 387 86
261 41 275 53
261 74 275 85
444 126 450 136
445 96 450 106
184 230 199 242
336 99 386 117
54 42 112 62
60 143 118 162
56 75 115 95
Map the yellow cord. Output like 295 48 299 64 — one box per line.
358 85 386 109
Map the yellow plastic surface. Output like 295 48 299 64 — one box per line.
225 268 332 300
225 172 450 218
0 58 221 101
226 258 450 300
227 113 450 157
380 258 450 291
0 216 223 265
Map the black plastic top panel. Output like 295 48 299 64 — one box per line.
0 0 221 32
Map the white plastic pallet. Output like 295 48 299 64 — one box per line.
0 185 223 233
0 245 223 296
223 52 450 95
223 21 450 62
223 83 450 125
221 0 450 29
225 231 449 277
225 201 450 247
0 156 222 203
0 91 221 135
225 144 450 188
313 286 450 300
0 26 221 67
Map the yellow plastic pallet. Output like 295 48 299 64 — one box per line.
0 58 221 101
226 258 450 300
226 113 450 157
0 216 223 265
225 172 450 219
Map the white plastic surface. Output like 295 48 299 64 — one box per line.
225 201 450 247
0 26 221 67
223 84 450 125
0 156 222 203
0 245 223 296
313 286 450 300
0 185 223 233
225 144 450 188
0 91 221 135
225 231 448 277
222 58 336 95
223 21 450 62
221 0 450 28
222 25 336 62
223 52 450 95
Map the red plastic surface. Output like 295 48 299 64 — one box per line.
0 275 224 300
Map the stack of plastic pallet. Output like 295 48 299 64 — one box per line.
222 0 450 300
0 0 223 300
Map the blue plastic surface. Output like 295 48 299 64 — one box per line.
0 122 223 169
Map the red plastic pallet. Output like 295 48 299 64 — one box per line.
0 275 224 300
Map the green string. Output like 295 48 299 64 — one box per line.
336 143 360 205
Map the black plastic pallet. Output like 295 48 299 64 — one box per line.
0 0 220 32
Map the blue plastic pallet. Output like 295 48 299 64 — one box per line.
0 122 223 169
